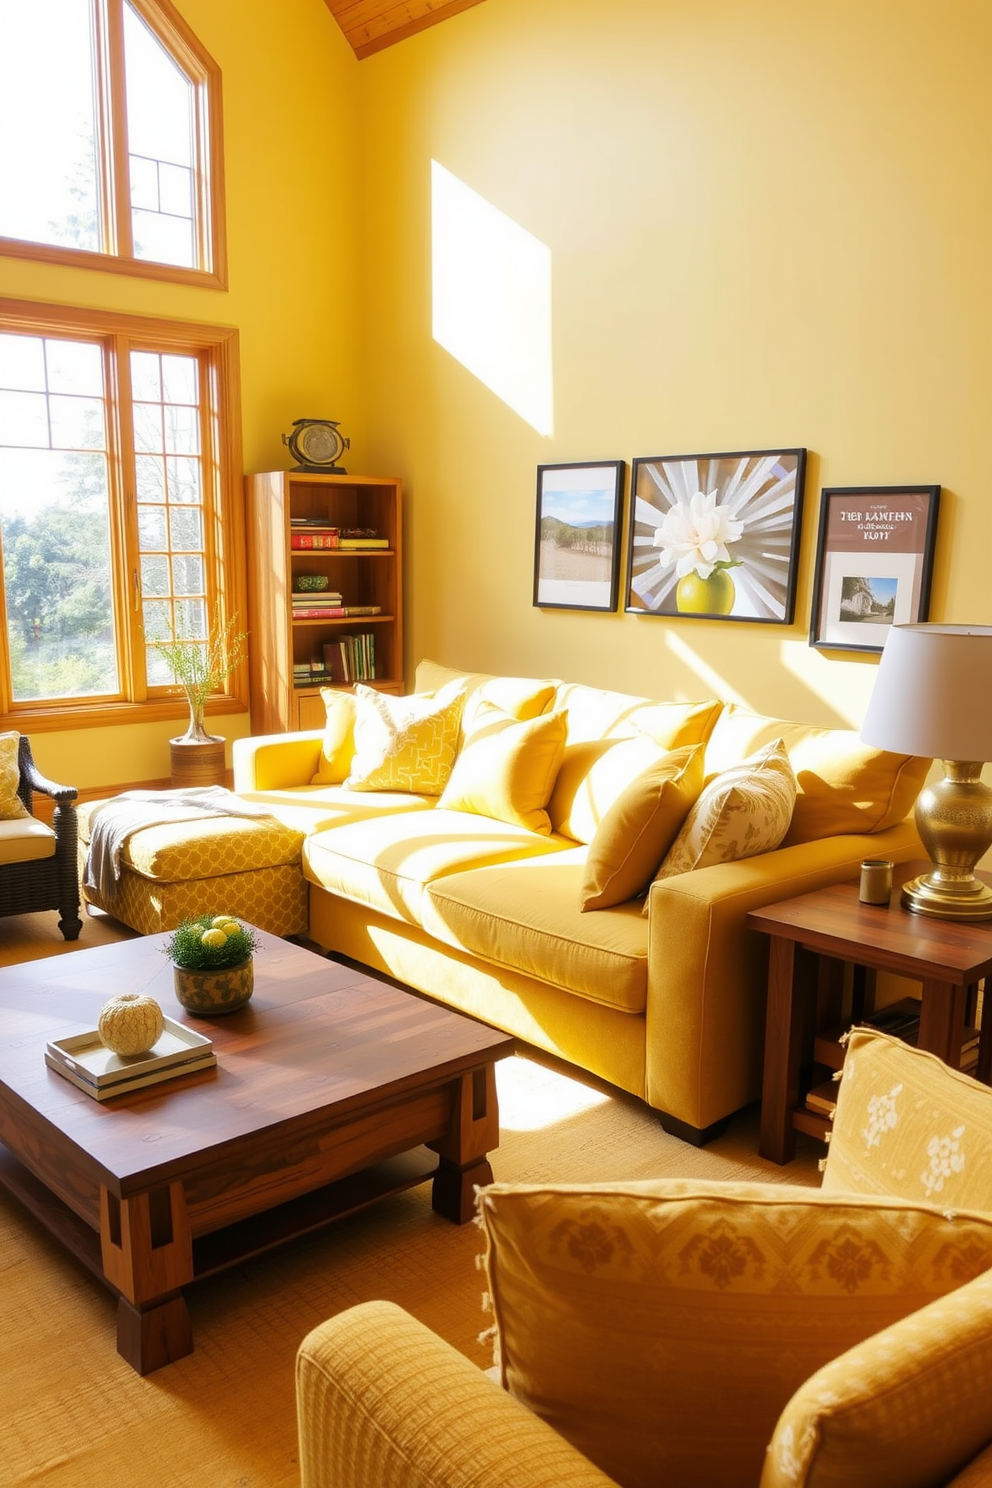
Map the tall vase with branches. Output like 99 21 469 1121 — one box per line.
151 606 247 744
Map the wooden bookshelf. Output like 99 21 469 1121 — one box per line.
245 471 404 734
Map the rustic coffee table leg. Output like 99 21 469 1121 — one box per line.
99 1180 195 1374
429 1064 500 1224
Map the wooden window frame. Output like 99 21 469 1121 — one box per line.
0 0 227 289
0 296 246 733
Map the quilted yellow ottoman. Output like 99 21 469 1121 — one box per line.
77 800 309 937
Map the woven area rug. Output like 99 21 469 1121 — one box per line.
1 910 820 1488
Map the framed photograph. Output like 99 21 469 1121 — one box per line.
809 485 941 653
625 448 807 622
533 460 625 611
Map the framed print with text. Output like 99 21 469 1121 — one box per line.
809 485 941 653
625 448 806 622
533 460 625 611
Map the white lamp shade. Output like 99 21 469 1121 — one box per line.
861 624 992 761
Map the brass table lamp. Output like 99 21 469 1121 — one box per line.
860 623 992 921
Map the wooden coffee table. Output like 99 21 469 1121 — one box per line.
0 930 514 1374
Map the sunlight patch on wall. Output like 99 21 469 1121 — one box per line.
431 161 554 436
779 639 874 727
664 631 750 708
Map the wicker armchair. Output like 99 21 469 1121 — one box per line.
0 737 82 940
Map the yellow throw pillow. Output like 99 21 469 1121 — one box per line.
704 703 931 844
579 745 704 910
310 690 357 784
762 1266 992 1488
0 732 27 819
653 738 796 885
343 682 465 794
477 1178 992 1488
438 709 567 834
463 677 557 731
822 1026 992 1211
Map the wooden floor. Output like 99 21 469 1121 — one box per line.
0 906 137 970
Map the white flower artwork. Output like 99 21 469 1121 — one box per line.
627 448 806 621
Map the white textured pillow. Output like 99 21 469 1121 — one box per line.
343 681 465 794
653 738 796 883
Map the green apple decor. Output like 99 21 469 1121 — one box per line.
653 490 744 616
163 914 260 1016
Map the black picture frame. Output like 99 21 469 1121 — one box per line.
625 448 807 623
809 485 941 653
533 460 625 612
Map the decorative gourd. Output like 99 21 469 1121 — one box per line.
98 992 165 1057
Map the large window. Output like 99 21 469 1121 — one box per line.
0 0 226 287
0 298 245 728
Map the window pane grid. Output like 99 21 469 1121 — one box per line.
134 348 208 690
0 332 120 701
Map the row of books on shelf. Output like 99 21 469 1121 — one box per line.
291 604 382 620
292 635 376 687
805 997 982 1118
290 521 389 551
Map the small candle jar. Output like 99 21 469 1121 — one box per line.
860 858 893 906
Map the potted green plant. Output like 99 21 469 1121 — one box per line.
149 606 247 786
163 914 260 1016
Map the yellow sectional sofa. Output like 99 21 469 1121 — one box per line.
229 661 928 1146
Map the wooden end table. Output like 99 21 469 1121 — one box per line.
0 931 514 1373
748 861 992 1164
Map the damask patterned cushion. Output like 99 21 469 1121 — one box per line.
438 708 567 835
651 738 796 888
343 682 465 795
0 732 28 820
579 745 704 910
761 1265 992 1488
822 1025 992 1210
311 690 357 784
477 1178 992 1488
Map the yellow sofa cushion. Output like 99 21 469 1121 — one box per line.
579 745 704 910
303 808 569 927
549 697 720 845
822 1026 992 1210
77 802 305 882
0 732 27 820
703 704 930 844
343 682 465 795
762 1265 992 1488
423 848 649 1013
438 709 567 835
311 690 357 784
654 739 796 884
0 816 56 864
477 1178 992 1488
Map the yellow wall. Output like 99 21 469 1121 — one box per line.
0 0 360 789
356 0 992 730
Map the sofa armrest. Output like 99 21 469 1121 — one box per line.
643 819 923 1132
297 1301 619 1488
232 731 324 791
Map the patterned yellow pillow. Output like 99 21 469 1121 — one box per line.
310 690 357 784
0 732 27 819
438 708 567 834
478 1178 992 1488
822 1026 992 1210
652 738 796 886
762 1265 992 1488
343 682 465 794
579 745 704 910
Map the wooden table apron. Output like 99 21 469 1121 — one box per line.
0 930 513 1373
748 864 992 1165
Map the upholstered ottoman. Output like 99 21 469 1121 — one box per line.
77 800 309 937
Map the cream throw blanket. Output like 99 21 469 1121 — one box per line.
84 787 276 904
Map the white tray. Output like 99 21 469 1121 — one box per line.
46 1016 216 1100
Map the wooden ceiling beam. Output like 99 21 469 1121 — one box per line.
325 0 487 60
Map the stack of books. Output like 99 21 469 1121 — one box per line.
291 591 343 619
293 660 330 688
323 633 375 682
291 516 340 550
339 527 389 549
